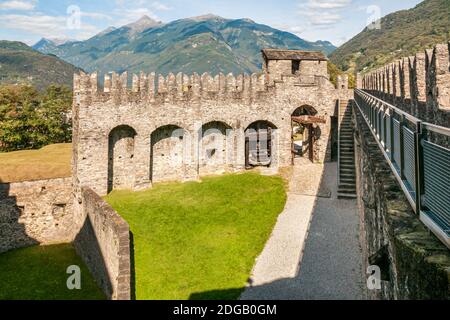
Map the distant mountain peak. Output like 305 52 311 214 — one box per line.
240 18 255 23
33 14 336 79
33 38 76 49
126 15 162 34
49 38 76 46
96 26 117 37
188 14 227 22
0 40 32 51
0 40 80 91
38 37 75 46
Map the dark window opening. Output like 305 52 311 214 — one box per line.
292 60 300 74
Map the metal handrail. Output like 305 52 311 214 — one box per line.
358 89 421 124
354 89 450 249
337 100 341 186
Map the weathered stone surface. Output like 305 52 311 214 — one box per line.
73 187 131 300
73 54 349 196
354 105 450 300
0 178 74 253
361 42 450 129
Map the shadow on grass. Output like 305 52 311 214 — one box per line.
0 182 107 300
0 243 105 300
73 214 114 298
189 288 245 300
130 231 137 300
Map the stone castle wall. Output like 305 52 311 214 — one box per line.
73 68 345 196
0 177 132 300
73 187 131 300
0 178 74 253
354 104 449 300
360 42 450 128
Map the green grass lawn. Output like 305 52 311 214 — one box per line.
0 143 71 183
0 244 105 300
105 173 287 300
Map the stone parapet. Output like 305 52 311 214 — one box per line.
361 42 450 128
73 187 131 300
353 105 450 300
0 178 74 253
74 71 274 106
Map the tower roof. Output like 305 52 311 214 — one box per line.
261 49 327 61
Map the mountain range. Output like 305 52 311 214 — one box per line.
3 1 448 91
329 0 450 72
33 15 336 76
0 41 80 90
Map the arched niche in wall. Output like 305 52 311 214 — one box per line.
108 125 137 193
244 120 278 169
150 125 187 183
291 105 320 162
199 121 233 175
292 105 318 117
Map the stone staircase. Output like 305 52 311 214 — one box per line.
338 100 357 199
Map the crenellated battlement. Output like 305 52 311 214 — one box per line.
360 42 450 126
74 70 277 105
72 49 344 197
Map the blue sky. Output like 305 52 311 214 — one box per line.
0 0 423 46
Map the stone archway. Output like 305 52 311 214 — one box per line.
245 121 277 169
291 105 322 163
200 121 233 175
108 125 137 193
150 125 187 183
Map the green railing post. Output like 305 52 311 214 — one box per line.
383 105 387 150
415 123 426 214
399 114 406 180
390 110 395 161
375 103 379 137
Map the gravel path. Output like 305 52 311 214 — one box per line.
241 161 366 300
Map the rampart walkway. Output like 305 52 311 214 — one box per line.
241 160 367 300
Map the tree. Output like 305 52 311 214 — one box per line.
0 84 72 151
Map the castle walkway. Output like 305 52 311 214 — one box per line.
240 160 367 300
354 89 450 249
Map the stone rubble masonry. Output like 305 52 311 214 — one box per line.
1 53 351 301
73 187 131 300
0 178 131 300
0 178 74 254
354 105 450 300
361 42 450 128
73 61 350 196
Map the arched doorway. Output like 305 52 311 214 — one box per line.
200 121 232 175
151 125 186 183
291 105 323 163
245 121 277 169
108 125 137 193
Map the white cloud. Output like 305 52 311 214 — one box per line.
0 13 100 40
306 0 351 9
297 0 351 28
150 1 171 11
0 0 36 11
81 11 112 21
308 12 342 25
115 0 172 11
